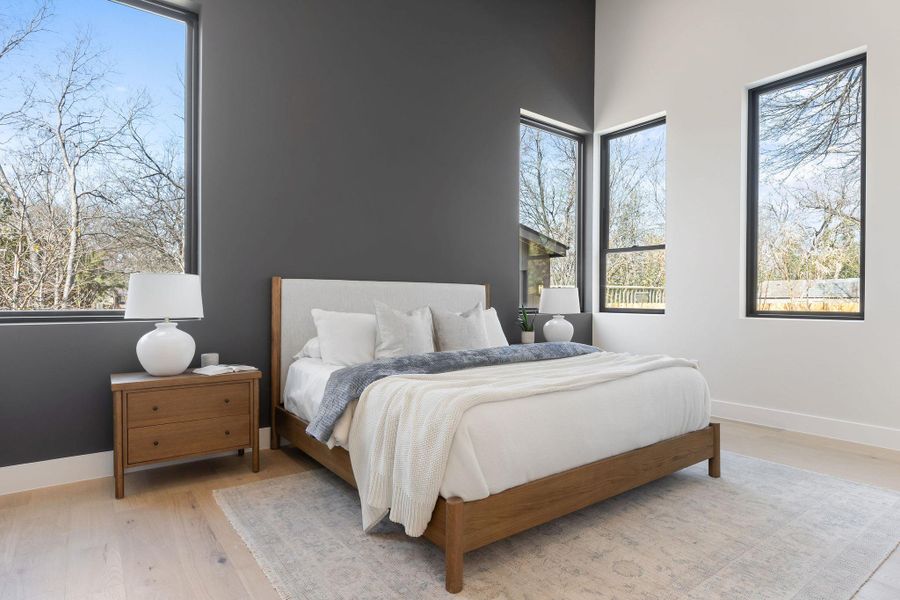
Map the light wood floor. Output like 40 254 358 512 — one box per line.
1 420 898 599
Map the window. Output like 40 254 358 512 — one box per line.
518 117 583 309
0 0 197 322
600 117 666 312
748 55 865 319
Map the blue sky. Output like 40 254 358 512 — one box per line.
0 0 186 139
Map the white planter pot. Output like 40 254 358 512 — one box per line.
521 331 535 344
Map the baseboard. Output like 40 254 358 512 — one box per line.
0 427 272 496
7 408 899 496
711 400 900 452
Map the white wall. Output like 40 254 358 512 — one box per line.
593 0 900 449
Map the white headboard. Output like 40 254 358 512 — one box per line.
270 277 489 409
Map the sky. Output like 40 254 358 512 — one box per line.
0 0 186 141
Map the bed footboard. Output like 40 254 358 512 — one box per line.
271 405 720 594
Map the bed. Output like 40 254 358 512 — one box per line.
269 277 720 593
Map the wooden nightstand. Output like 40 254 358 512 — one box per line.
110 369 262 498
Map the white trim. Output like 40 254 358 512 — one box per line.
711 400 900 452
596 111 666 136
0 427 271 496
520 108 590 135
745 46 867 90
7 411 899 496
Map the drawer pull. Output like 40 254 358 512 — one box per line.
225 430 231 436
224 398 230 404
152 406 159 412
153 441 159 446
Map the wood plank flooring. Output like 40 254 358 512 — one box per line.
0 420 897 599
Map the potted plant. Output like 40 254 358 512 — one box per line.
518 306 535 344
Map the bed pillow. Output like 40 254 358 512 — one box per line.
292 337 322 361
483 307 509 347
374 302 435 359
431 302 491 352
310 309 377 366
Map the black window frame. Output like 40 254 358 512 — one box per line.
746 54 866 321
518 116 586 314
599 116 667 314
0 0 200 324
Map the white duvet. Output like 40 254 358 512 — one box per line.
351 352 708 535
285 351 710 534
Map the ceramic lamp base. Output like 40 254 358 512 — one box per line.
542 314 574 342
136 321 196 376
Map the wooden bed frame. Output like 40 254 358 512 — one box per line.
269 276 720 593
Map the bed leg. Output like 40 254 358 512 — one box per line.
708 422 721 478
270 425 279 451
445 497 465 594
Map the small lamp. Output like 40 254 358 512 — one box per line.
125 273 204 376
538 288 580 343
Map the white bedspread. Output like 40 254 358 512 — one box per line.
349 351 709 536
283 352 710 534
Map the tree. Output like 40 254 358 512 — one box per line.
0 2 187 311
756 63 863 312
519 125 579 288
0 0 51 308
605 125 666 301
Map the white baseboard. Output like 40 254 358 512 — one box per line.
0 427 272 497
711 400 900 452
6 407 899 497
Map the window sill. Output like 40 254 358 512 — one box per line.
745 312 863 322
0 313 202 326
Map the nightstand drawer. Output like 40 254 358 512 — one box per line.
128 382 250 427
127 415 250 464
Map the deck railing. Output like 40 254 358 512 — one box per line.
605 285 665 308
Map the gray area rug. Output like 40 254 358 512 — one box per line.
214 452 900 599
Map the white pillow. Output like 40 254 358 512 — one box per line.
483 307 509 347
374 302 435 359
310 309 377 366
431 303 491 352
292 337 322 361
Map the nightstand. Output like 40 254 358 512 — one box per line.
110 369 262 498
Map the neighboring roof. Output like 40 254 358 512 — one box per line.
519 224 569 257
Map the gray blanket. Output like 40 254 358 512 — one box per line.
306 342 598 442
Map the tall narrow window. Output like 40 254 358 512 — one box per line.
748 55 865 319
518 117 583 309
0 0 197 322
600 118 666 312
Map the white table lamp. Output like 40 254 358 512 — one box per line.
538 287 580 343
125 273 204 376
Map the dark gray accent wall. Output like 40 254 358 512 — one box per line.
0 0 594 468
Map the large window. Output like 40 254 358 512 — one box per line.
0 0 197 322
748 55 865 319
600 118 666 312
518 117 583 309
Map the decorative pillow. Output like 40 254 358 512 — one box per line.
374 302 435 359
293 337 322 361
483 307 509 347
310 309 377 366
431 303 490 352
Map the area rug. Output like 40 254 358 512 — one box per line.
214 452 900 599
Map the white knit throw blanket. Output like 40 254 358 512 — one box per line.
348 351 699 536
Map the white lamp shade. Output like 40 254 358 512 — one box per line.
124 273 204 320
538 287 580 314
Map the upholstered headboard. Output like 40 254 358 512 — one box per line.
270 277 489 416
